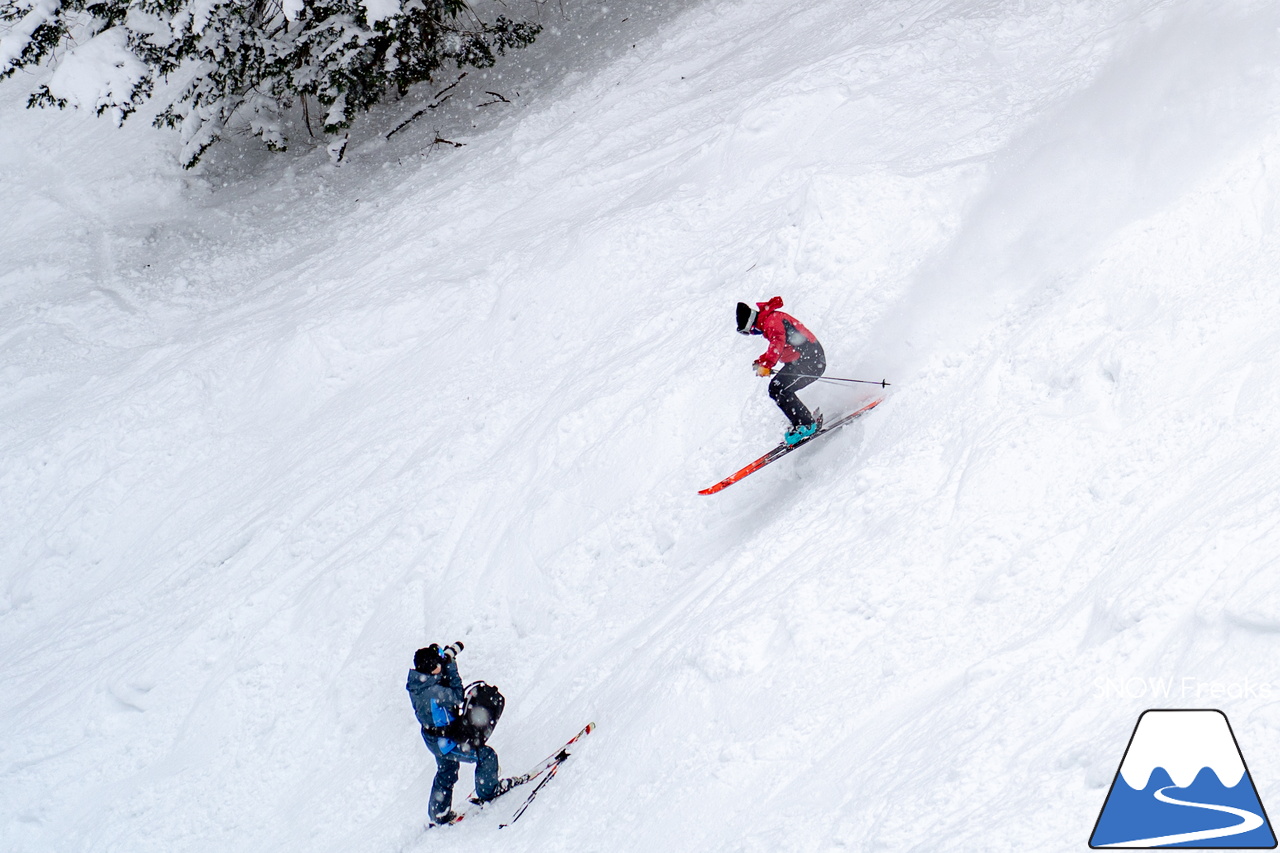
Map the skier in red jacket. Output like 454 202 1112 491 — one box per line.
736 296 827 444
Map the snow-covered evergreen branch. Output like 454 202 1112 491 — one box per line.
0 0 540 165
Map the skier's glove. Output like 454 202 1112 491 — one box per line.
754 362 772 377
423 719 480 745
441 641 464 660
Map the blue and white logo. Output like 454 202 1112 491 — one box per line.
1091 709 1276 848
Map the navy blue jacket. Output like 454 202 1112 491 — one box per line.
407 659 464 755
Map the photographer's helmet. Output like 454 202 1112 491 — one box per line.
736 302 759 335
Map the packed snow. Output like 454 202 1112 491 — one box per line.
3 0 1280 851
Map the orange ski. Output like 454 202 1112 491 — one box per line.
698 397 884 495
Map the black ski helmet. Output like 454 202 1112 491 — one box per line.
736 302 758 335
414 645 444 673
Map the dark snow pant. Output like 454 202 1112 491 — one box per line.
424 734 500 821
769 340 826 427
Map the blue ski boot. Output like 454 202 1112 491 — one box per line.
783 421 819 446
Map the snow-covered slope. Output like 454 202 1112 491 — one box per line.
4 0 1280 851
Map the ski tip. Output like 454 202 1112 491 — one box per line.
585 722 597 733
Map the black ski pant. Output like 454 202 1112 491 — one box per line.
424 734 500 821
769 340 826 427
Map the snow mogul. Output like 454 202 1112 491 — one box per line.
407 643 513 825
736 296 827 444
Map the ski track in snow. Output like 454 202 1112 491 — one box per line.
3 0 1280 851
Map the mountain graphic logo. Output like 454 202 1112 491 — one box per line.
1091 709 1276 848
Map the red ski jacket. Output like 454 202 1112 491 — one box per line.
752 297 818 369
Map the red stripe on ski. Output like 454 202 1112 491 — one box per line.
698 396 884 495
501 722 595 786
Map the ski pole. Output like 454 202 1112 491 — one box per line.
500 752 567 828
787 375 891 387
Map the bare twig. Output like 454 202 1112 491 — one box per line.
386 98 448 139
432 73 467 102
385 73 468 139
477 90 511 107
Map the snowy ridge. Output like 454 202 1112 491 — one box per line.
3 0 1280 852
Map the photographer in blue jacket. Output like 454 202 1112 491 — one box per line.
406 642 512 825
